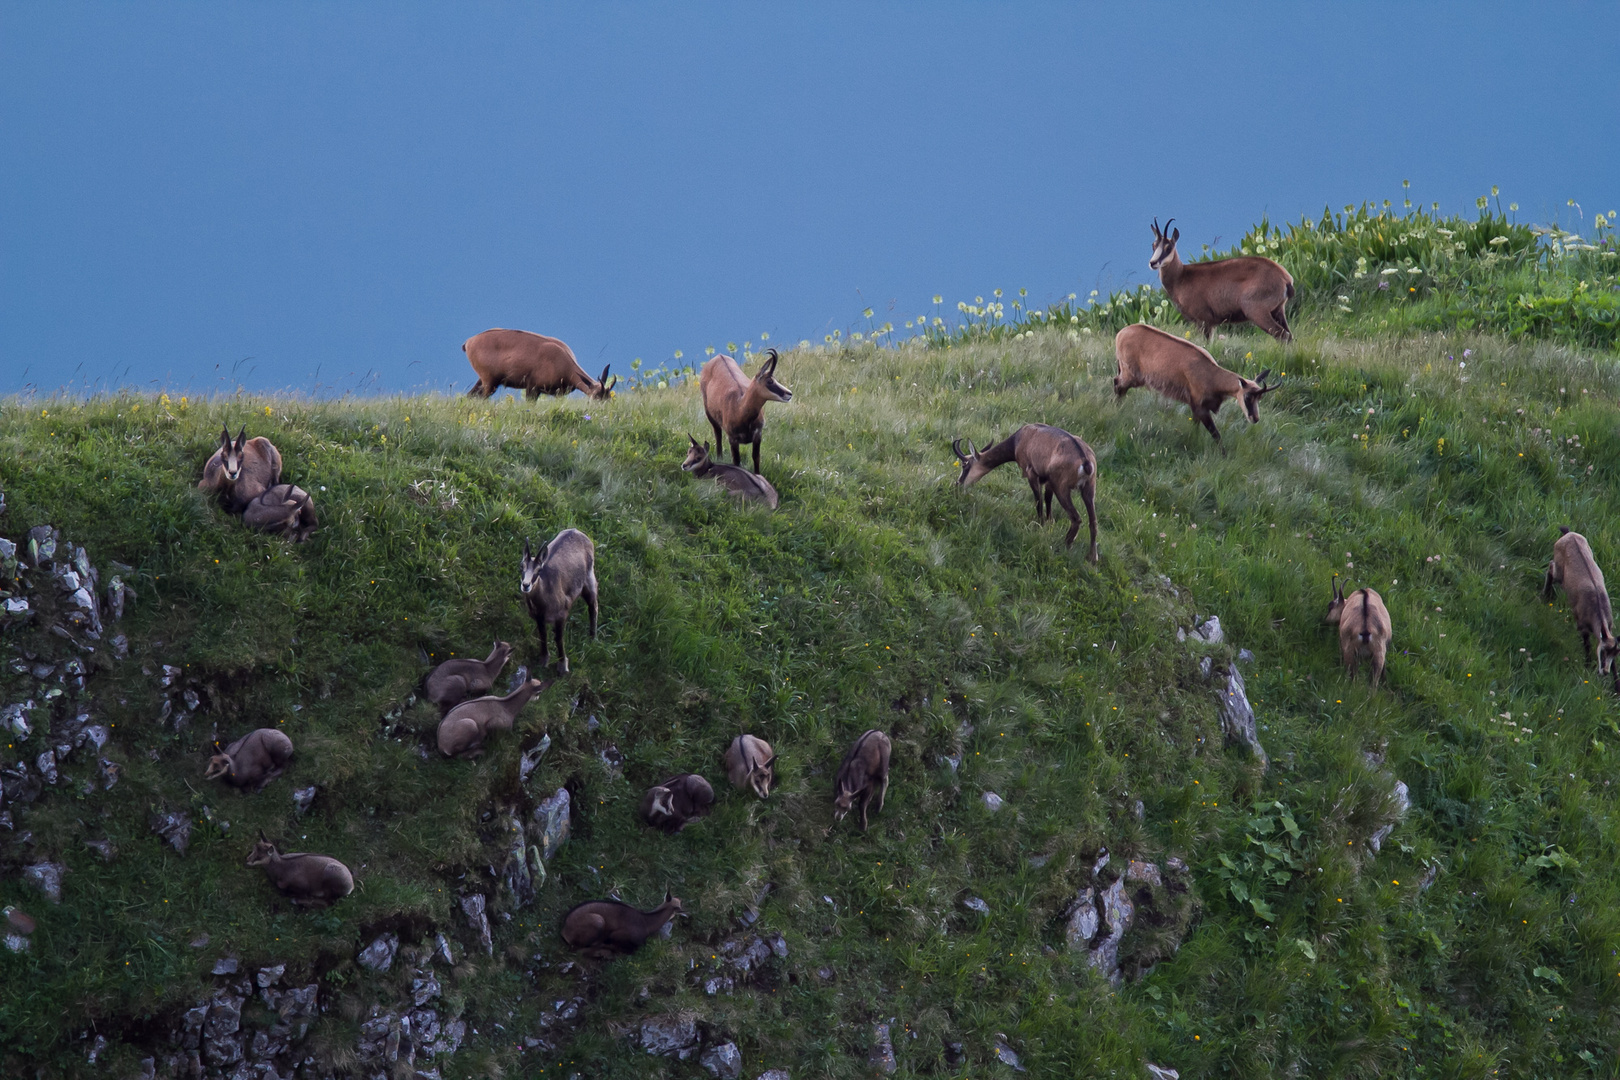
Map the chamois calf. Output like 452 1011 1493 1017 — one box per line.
241 483 319 542
199 426 283 512
953 423 1099 562
1149 217 1296 341
561 890 684 957
638 774 716 834
700 348 793 474
205 728 294 792
831 729 891 832
723 734 776 799
681 435 780 509
1543 527 1620 686
1325 578 1393 688
436 677 551 759
521 529 599 674
1114 323 1278 447
425 641 513 716
463 328 616 400
245 836 354 908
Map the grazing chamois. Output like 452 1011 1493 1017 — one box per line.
1325 577 1392 689
521 529 599 674
700 348 793 474
1113 323 1279 447
1149 218 1296 341
436 677 552 759
199 426 283 512
205 728 294 792
1543 527 1620 687
681 435 780 509
463 328 616 400
953 424 1100 562
424 641 513 716
561 890 684 957
638 774 716 833
241 483 319 542
723 734 776 800
831 729 891 832
245 835 354 908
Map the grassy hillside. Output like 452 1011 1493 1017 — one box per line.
4 310 1620 1078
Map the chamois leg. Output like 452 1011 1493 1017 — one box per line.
1043 483 1056 523
709 417 725 457
467 379 495 398
1582 631 1592 665
1271 305 1293 343
554 619 570 675
752 436 762 476
729 436 744 468
533 617 551 672
1542 562 1560 598
1369 643 1386 689
1026 475 1045 521
1194 409 1224 449
1053 486 1082 550
873 771 888 814
585 581 599 639
1245 303 1291 343
1061 484 1099 564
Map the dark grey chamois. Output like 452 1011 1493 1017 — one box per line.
436 677 552 759
245 836 354 908
954 423 1100 561
561 890 685 957
831 729 891 831
241 483 319 542
521 529 599 674
1544 527 1620 690
637 774 716 833
424 640 513 716
722 733 776 799
199 425 283 513
681 435 780 509
204 727 294 792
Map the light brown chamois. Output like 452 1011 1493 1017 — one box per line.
1325 577 1392 688
831 729 891 831
723 734 776 800
1149 217 1296 341
561 890 684 957
1113 323 1279 447
199 425 283 512
521 529 599 674
205 727 294 792
681 435 780 509
424 640 513 716
699 348 793 474
1543 527 1620 688
953 423 1100 562
637 774 716 834
463 328 616 400
241 483 319 542
436 677 552 759
245 836 354 908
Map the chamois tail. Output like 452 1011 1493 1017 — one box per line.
1560 525 1572 535
1359 591 1370 642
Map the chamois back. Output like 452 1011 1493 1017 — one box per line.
241 483 319 542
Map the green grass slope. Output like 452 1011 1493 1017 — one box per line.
4 318 1620 1079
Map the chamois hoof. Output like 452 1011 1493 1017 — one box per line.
555 659 570 675
1087 547 1099 565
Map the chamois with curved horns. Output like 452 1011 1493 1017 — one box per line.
1113 323 1279 447
521 529 599 674
205 728 294 792
463 328 616 401
245 835 354 908
424 641 513 716
953 423 1099 562
723 733 776 799
638 774 716 833
561 890 685 957
1543 527 1620 689
241 483 319 542
1324 576 1392 688
199 425 283 512
1149 217 1296 341
436 677 553 759
681 435 780 509
831 729 891 832
700 348 793 474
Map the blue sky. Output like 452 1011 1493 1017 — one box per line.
3 3 1616 397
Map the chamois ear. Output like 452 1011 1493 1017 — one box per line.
235 427 248 449
663 886 673 904
1170 226 1179 243
522 539 531 559
219 424 232 444
1255 368 1272 384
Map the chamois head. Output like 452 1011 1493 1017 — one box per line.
1600 630 1620 675
245 834 278 867
1237 369 1279 423
681 435 710 471
1324 576 1345 624
952 438 993 486
203 752 233 781
590 365 618 401
752 349 792 403
1149 217 1180 270
519 539 546 596
217 425 251 481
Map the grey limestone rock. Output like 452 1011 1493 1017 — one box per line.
23 861 64 903
1218 666 1267 767
639 1014 700 1059
868 1021 897 1074
357 933 398 972
701 1041 743 1078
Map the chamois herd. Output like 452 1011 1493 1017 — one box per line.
190 220 1616 955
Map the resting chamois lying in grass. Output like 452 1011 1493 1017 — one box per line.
681 435 779 509
242 483 318 542
1544 527 1620 690
723 734 775 799
205 728 294 792
954 424 1099 562
638 774 715 833
831 729 891 831
424 641 513 715
199 425 282 512
246 835 354 908
436 677 552 759
561 890 684 957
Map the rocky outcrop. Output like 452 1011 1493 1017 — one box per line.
1066 854 1196 984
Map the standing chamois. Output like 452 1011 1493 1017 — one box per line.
245 835 354 908
205 728 294 792
1149 217 1296 341
953 424 1100 562
723 734 776 799
831 729 891 832
1325 577 1393 689
199 425 283 512
1113 323 1279 447
1543 527 1620 689
681 435 780 509
463 328 616 400
436 677 552 759
700 348 793 474
638 774 716 833
424 641 513 716
561 890 685 957
521 529 599 674
241 483 319 542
